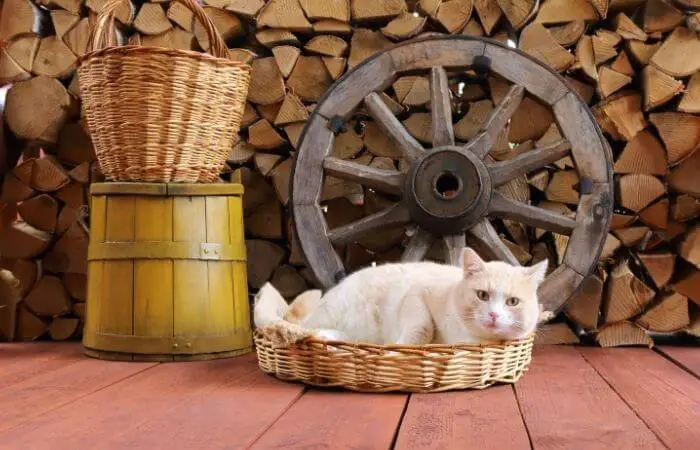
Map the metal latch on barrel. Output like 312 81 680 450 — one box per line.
200 243 223 260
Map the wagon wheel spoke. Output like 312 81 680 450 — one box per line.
323 157 404 195
328 202 411 246
489 139 571 187
430 66 455 148
401 228 435 262
489 192 576 236
365 92 425 163
442 233 466 266
464 84 525 160
468 219 520 265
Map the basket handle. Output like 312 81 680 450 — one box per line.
89 0 229 59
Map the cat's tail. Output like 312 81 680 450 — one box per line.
254 283 316 345
253 282 289 328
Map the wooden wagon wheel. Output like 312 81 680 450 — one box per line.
291 37 613 314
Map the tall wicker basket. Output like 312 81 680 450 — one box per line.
77 0 251 183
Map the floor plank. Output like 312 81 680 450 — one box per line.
0 343 85 388
0 353 303 449
657 347 700 378
579 347 700 449
394 385 530 450
516 346 664 450
251 390 408 449
0 356 157 433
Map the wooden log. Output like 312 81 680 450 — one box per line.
668 149 700 196
679 72 700 113
599 93 646 141
509 96 554 143
85 0 135 25
613 12 647 41
565 272 604 330
246 239 286 289
48 316 79 341
348 28 393 69
62 272 86 302
270 265 307 299
610 50 635 76
15 305 47 341
257 0 312 31
167 2 194 30
0 222 51 259
194 7 244 50
298 0 349 21
673 267 700 306
322 57 347 80
2 259 41 298
134 3 172 35
351 0 406 22
381 12 427 40
0 0 47 42
255 29 300 47
5 76 75 143
679 225 700 269
313 19 353 35
614 226 650 247
575 35 598 81
1 173 35 204
637 293 689 333
626 40 662 66
14 157 71 193
496 0 538 30
248 119 287 150
638 253 675 289
603 261 656 323
618 174 665 213
287 56 334 102
671 194 700 222
613 130 666 175
596 321 653 347
275 92 309 126
598 66 631 98
519 23 575 72
57 122 95 165
43 222 88 275
17 194 58 233
650 27 700 77
534 323 580 345
0 48 31 85
269 158 293 205
643 0 684 33
272 45 301 78
0 269 21 341
305 35 348 57
535 0 598 23
6 34 40 73
62 17 90 57
24 275 71 317
545 170 580 205
592 30 621 65
248 57 286 105
649 112 700 166
245 199 283 239
642 65 684 111
141 28 198 51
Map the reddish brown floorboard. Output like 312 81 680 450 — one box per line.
0 343 84 387
251 390 408 449
0 354 304 450
394 385 530 450
579 347 700 449
515 346 665 450
657 346 700 377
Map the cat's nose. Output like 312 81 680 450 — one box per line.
488 312 499 321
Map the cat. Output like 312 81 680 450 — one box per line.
254 247 552 346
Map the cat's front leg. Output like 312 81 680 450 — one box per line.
395 294 435 346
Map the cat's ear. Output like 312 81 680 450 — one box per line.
525 260 548 284
461 247 485 277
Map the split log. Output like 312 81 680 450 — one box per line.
48 316 79 341
598 66 631 98
565 272 604 330
17 194 58 233
6 34 41 73
496 0 538 30
275 92 309 126
671 194 700 222
650 27 700 77
246 239 286 289
247 57 286 105
141 29 199 51
638 252 675 288
639 198 669 230
270 265 307 298
613 130 667 175
519 23 575 72
194 7 244 50
257 0 312 31
649 112 700 166
536 0 598 23
348 28 393 68
24 275 71 317
62 273 86 302
0 0 47 41
643 0 684 34
642 65 684 111
382 12 427 40
245 199 283 239
287 56 334 102
272 45 301 78
167 2 194 30
269 158 293 205
679 225 700 269
603 261 656 323
57 122 95 166
534 323 580 346
673 267 700 305
5 76 75 143
15 305 47 341
668 149 700 196
255 29 300 47
299 0 350 21
637 293 689 333
248 119 287 150
618 174 665 213
14 157 71 193
0 222 51 259
43 223 88 275
62 17 90 56
1 173 35 203
596 321 653 347
134 3 172 35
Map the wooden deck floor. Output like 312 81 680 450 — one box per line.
1 343 699 449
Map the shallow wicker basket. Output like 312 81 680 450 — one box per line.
77 0 251 183
254 330 535 393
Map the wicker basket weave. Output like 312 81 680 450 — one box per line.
254 330 535 393
77 0 251 183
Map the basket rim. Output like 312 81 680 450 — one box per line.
77 45 252 70
253 329 535 352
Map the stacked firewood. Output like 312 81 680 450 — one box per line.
0 0 698 347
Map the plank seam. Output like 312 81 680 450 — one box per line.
244 387 307 449
0 362 160 435
389 393 411 450
511 384 535 450
654 348 700 381
576 348 670 449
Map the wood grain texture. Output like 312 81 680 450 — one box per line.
657 347 700 378
515 346 664 449
579 347 700 449
0 343 83 387
0 354 303 450
251 390 407 449
395 386 530 450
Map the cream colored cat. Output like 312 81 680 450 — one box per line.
254 247 551 345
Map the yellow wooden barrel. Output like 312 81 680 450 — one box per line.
84 183 252 361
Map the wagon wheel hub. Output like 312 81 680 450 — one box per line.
406 147 490 235
291 37 613 314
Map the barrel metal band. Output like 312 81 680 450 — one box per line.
88 242 246 262
85 330 252 355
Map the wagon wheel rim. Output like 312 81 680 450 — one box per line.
291 36 613 314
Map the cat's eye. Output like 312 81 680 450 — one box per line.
506 297 520 307
476 290 489 301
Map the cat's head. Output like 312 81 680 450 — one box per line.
452 248 548 341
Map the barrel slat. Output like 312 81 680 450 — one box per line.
205 196 236 341
134 197 174 344
229 196 250 333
